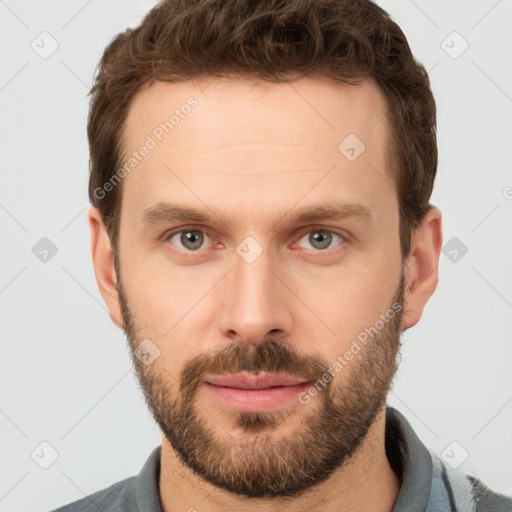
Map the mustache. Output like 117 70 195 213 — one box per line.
179 339 330 394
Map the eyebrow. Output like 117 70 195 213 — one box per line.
140 200 372 229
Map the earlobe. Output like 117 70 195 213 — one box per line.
88 207 124 329
401 206 443 331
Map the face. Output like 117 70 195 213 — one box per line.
113 76 406 498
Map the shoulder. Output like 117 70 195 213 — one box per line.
48 475 137 512
430 452 512 512
48 445 162 512
468 475 512 512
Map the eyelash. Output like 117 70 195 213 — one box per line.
163 226 349 253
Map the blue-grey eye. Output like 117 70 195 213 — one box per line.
297 230 344 250
170 230 211 251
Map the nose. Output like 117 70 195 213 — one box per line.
217 243 293 345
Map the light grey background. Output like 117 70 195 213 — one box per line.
1 1 511 511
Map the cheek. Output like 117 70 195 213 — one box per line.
294 263 400 354
121 240 212 314
120 260 220 367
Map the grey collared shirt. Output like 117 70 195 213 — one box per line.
49 406 512 512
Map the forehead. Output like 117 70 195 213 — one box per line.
119 75 393 226
123 75 389 155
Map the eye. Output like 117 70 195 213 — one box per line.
296 229 345 251
167 229 213 251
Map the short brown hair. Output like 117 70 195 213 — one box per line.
88 0 437 257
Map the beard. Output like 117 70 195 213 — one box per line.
117 268 405 499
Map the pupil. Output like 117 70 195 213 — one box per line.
310 231 331 249
182 231 203 250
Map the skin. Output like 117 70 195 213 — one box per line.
89 76 442 511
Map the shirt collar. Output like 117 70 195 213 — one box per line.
136 444 164 512
386 406 434 512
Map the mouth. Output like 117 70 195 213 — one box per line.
202 372 310 390
201 373 312 412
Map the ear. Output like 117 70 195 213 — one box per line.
88 207 124 329
401 206 443 330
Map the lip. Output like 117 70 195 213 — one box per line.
202 372 310 389
201 373 311 412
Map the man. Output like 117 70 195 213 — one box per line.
52 0 511 511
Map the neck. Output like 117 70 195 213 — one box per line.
158 407 400 512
